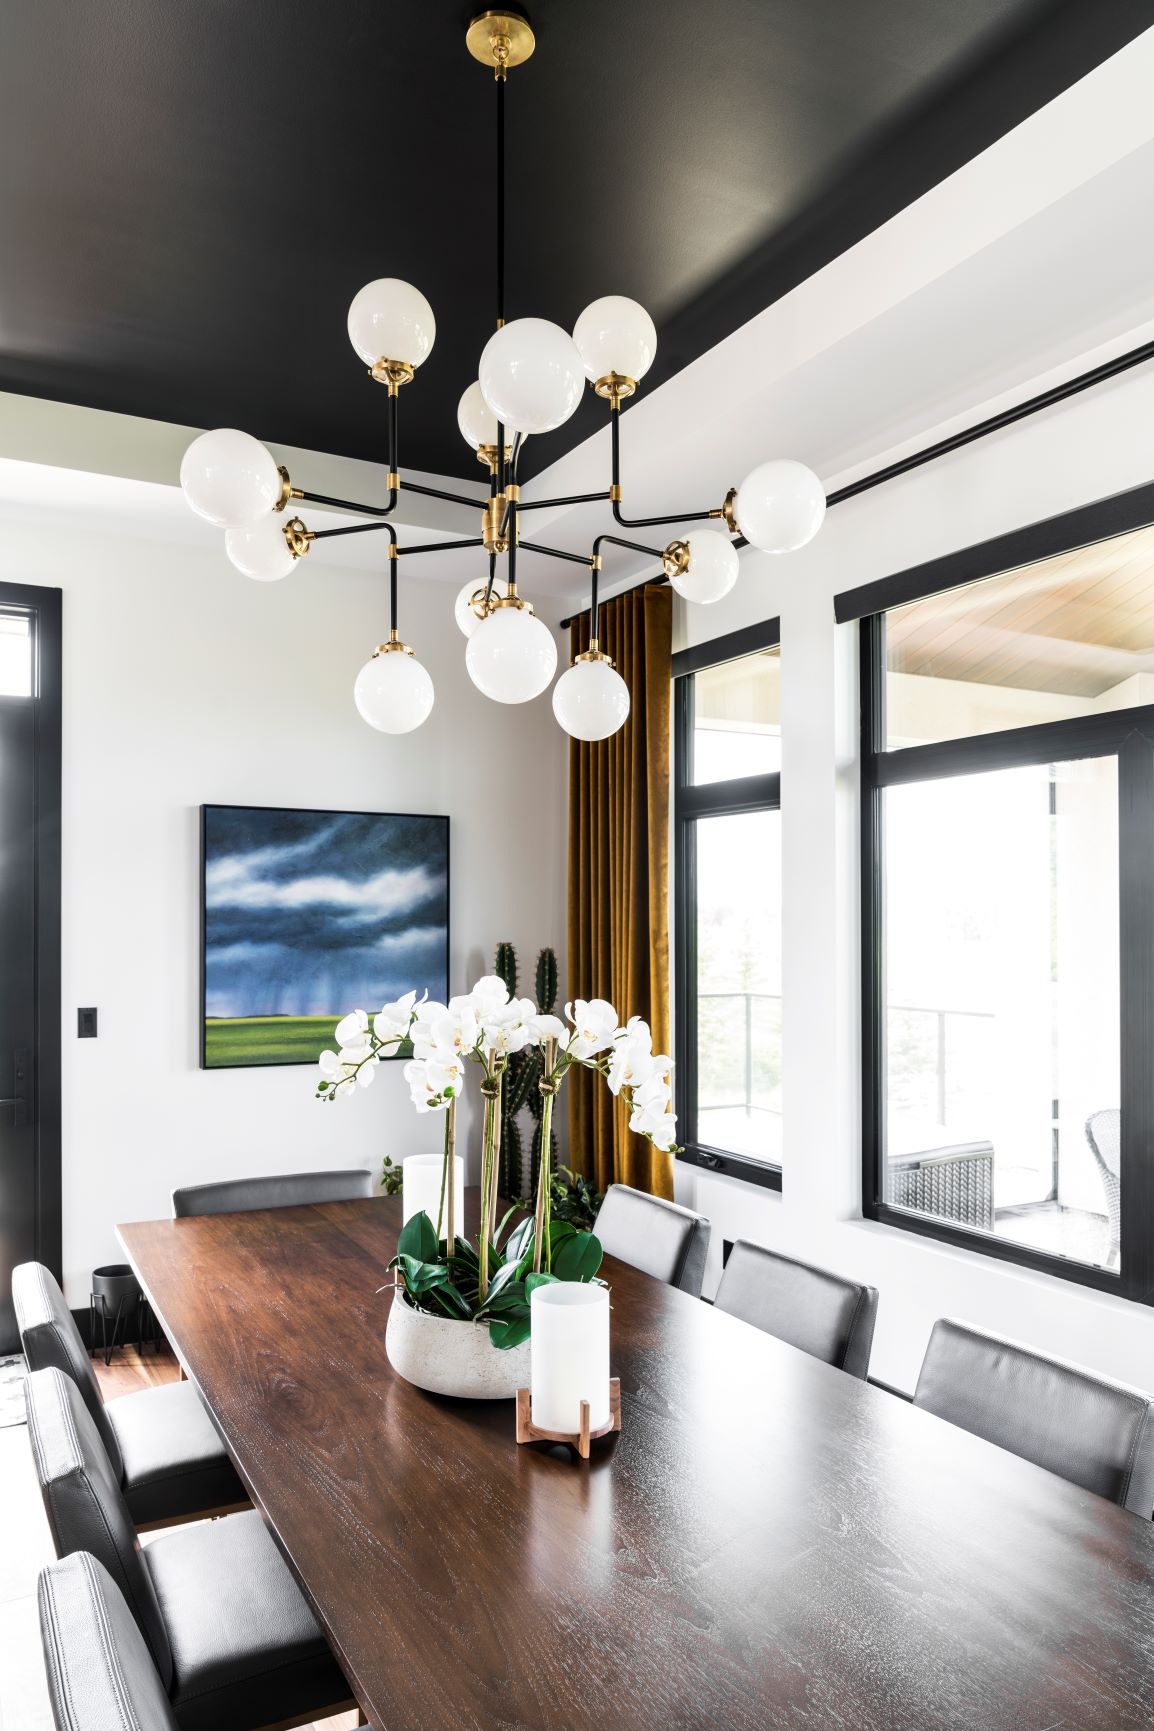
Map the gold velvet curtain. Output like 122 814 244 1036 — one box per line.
567 584 673 1197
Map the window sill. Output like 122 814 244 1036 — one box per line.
676 1146 783 1192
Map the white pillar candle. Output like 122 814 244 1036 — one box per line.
530 1283 611 1433
402 1153 465 1233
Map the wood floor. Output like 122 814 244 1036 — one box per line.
0 1345 360 1731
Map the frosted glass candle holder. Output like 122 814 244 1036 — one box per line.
402 1153 465 1234
516 1283 621 1458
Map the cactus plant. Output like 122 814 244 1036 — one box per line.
493 941 559 1198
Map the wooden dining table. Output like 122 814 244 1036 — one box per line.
119 1192 1154 1731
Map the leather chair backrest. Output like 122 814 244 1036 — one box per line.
914 1318 1154 1517
595 1184 711 1296
172 1167 374 1217
713 1241 878 1379
25 1368 174 1687
13 1262 123 1481
38 1552 180 1731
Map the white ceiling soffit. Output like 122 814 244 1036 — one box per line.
0 28 1152 599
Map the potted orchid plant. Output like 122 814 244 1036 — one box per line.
316 975 676 1398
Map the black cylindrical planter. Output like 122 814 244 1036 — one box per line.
90 1264 141 1366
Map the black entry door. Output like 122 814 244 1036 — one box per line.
0 589 61 1355
0 696 36 1348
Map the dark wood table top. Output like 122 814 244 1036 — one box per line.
119 1193 1154 1731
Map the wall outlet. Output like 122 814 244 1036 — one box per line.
77 1007 98 1038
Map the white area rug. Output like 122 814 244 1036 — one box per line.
0 1354 26 1427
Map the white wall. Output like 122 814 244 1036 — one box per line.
673 359 1154 1395
0 511 568 1305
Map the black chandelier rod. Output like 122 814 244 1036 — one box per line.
609 405 719 530
560 336 1154 627
520 540 595 567
398 536 487 557
311 521 395 540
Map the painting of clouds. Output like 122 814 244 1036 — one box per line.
201 805 449 1069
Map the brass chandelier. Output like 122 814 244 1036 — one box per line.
179 9 826 740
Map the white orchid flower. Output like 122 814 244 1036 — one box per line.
631 1069 672 1111
403 1054 465 1113
469 973 512 1023
607 1017 655 1095
629 1095 677 1148
334 1008 369 1047
318 1049 344 1081
481 996 538 1056
529 1013 567 1045
564 998 619 1059
375 989 423 1044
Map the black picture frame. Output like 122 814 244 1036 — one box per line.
855 482 1154 1305
199 802 450 1071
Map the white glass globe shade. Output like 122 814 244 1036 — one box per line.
478 319 584 436
454 575 495 638
552 658 631 741
457 381 524 452
180 429 281 528
354 650 434 734
465 605 558 703
669 530 740 604
572 295 657 383
347 278 436 369
734 459 826 553
225 514 297 582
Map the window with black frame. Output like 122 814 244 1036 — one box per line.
853 484 1154 1303
673 621 783 1190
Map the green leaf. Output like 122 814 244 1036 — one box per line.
525 1271 558 1295
389 1253 453 1296
426 1282 472 1319
503 1216 534 1265
396 1210 439 1264
488 1314 532 1351
550 1230 603 1283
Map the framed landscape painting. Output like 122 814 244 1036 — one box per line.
200 804 449 1069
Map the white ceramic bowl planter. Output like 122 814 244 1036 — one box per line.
386 1290 531 1400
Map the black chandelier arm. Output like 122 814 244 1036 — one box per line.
515 490 612 513
519 540 595 567
390 551 398 635
403 479 489 511
297 488 398 519
396 535 487 557
310 521 397 541
608 403 722 531
592 531 664 561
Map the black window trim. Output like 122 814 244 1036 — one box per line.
0 581 62 1292
673 617 783 1193
859 483 1154 1305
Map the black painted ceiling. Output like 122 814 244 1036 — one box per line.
1 0 1150 480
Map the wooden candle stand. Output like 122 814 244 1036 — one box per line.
516 1378 621 1459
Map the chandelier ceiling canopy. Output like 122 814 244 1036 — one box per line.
180 8 828 741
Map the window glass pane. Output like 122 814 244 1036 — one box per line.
695 809 781 1162
693 648 780 782
0 613 32 697
885 523 1154 748
883 757 1119 1271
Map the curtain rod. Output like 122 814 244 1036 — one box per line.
558 337 1154 630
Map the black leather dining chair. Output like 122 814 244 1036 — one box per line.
172 1167 375 1217
39 1551 183 1731
594 1183 711 1296
12 1261 245 1527
25 1368 353 1731
713 1241 878 1379
914 1318 1154 1516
